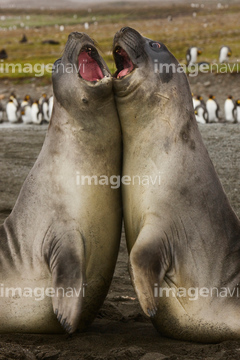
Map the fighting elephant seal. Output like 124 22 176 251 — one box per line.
112 27 240 342
0 32 122 333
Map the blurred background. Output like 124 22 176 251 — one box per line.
0 0 240 78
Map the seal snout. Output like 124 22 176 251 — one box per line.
113 27 143 46
113 27 145 79
64 32 109 83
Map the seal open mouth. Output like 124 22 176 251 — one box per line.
114 46 135 79
78 45 104 82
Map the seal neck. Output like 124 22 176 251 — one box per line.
44 95 121 161
116 73 194 143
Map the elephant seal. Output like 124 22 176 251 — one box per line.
0 32 122 334
112 27 240 342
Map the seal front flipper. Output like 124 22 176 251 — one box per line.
43 229 85 333
129 224 171 318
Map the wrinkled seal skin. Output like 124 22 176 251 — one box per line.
113 27 240 342
0 32 122 334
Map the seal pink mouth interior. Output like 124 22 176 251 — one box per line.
115 48 134 78
78 49 104 82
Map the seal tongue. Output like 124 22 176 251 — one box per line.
118 68 130 78
116 48 134 78
78 51 104 82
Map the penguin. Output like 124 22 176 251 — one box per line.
31 100 42 125
9 93 20 110
6 98 20 123
38 93 47 106
20 95 33 124
219 46 232 63
224 96 236 123
198 95 206 107
40 94 50 123
186 47 202 66
195 104 208 124
206 95 220 123
20 34 28 43
192 93 199 109
38 93 50 123
235 99 240 123
48 95 53 121
21 105 32 124
192 94 204 109
42 100 50 122
21 94 33 106
21 103 32 125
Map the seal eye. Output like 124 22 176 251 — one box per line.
150 42 161 50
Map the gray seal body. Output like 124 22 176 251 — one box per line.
0 32 122 334
113 27 240 342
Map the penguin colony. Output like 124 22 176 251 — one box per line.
193 94 240 124
186 44 239 124
1 92 239 126
0 93 53 124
